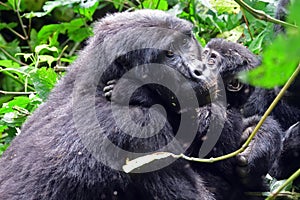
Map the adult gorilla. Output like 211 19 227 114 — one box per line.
0 10 215 200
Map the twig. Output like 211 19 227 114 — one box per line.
234 0 297 29
56 45 68 66
0 90 35 95
0 47 26 66
6 27 27 40
16 0 28 40
241 9 253 40
0 68 35 91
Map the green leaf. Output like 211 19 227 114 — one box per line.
217 25 244 42
38 55 56 66
7 0 16 10
0 97 31 114
37 24 65 43
240 0 300 88
30 67 58 101
35 44 58 54
0 22 18 31
0 60 20 68
68 27 93 43
209 0 240 14
75 1 100 20
239 36 299 88
141 0 168 10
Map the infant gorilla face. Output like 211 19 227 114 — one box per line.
201 48 244 91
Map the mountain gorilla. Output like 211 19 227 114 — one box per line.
0 10 216 200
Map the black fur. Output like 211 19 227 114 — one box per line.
0 10 215 200
274 0 290 34
198 39 283 199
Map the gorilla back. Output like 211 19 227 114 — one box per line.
0 10 214 200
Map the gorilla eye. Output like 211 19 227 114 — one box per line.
166 50 175 57
227 79 243 92
203 49 209 55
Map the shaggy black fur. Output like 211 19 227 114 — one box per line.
197 39 282 199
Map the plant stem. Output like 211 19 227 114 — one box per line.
234 0 297 29
0 90 35 95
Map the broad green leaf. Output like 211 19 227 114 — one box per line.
141 0 168 10
30 67 58 100
38 55 56 66
35 44 58 54
68 27 93 43
0 125 8 134
209 0 240 14
217 25 244 42
7 0 16 10
0 97 31 114
0 60 20 68
37 24 65 43
75 1 100 20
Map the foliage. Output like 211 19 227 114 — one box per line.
240 0 300 88
0 0 299 199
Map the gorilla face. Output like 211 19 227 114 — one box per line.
99 33 205 113
194 39 261 107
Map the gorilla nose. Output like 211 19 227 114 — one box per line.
188 62 204 80
191 69 202 77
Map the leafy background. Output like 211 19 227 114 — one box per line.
0 0 299 198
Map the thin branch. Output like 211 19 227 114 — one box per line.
16 0 28 40
234 0 297 29
266 168 300 200
0 69 35 91
0 90 35 95
56 45 68 65
241 9 253 40
0 1 11 9
0 47 27 66
6 27 27 40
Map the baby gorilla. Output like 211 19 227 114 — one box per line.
196 39 283 199
0 10 215 200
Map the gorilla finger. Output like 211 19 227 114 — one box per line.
104 84 115 92
107 80 117 85
104 91 113 100
240 126 254 144
237 155 248 167
236 165 250 178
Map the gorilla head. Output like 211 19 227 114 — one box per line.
198 38 261 108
